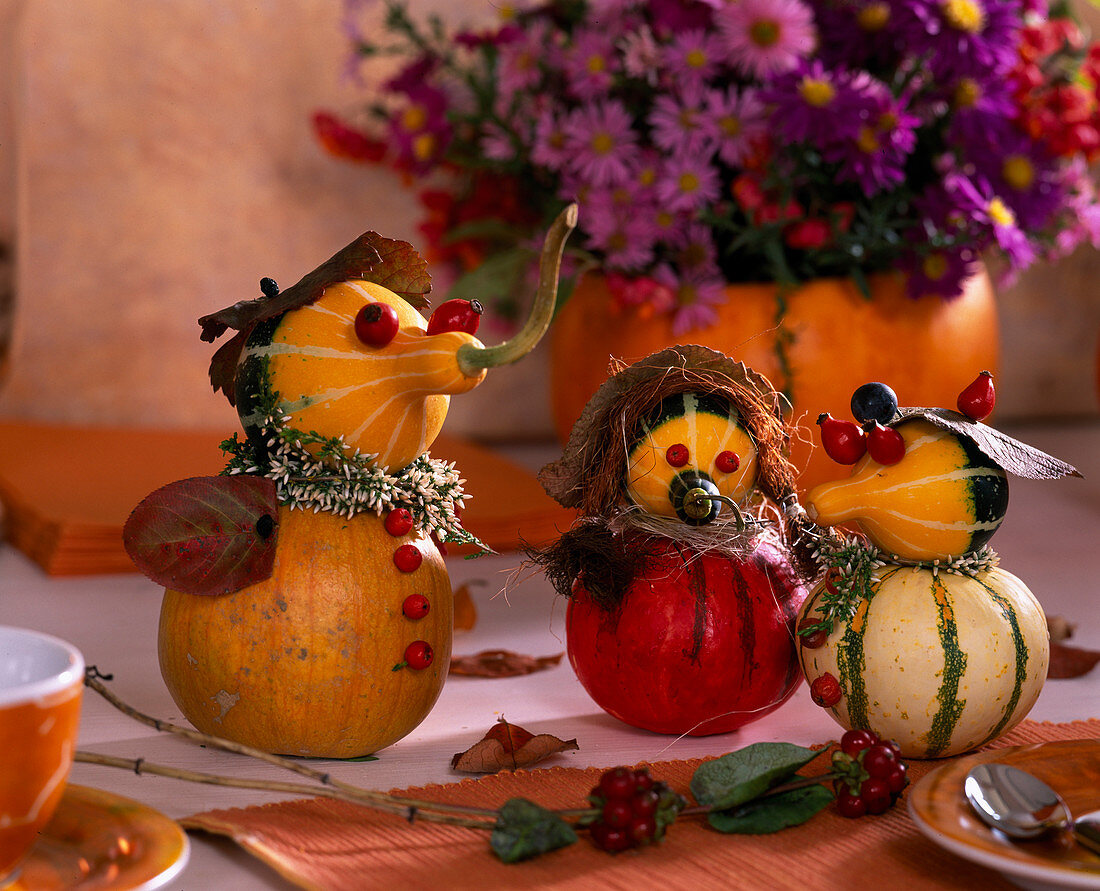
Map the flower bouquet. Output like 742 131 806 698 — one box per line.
317 0 1100 334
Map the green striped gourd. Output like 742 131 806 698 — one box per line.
806 418 1009 561
797 565 1048 758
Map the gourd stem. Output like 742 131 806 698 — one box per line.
456 202 578 375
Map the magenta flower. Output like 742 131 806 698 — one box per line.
582 192 663 271
663 29 724 88
704 87 767 167
760 59 864 149
894 0 1024 80
826 79 920 196
563 28 620 99
715 0 817 78
652 263 729 334
656 152 721 212
531 107 572 172
649 86 719 155
563 101 640 187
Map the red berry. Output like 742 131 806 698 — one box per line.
797 616 827 649
957 370 996 421
426 298 484 336
403 640 433 670
632 769 655 793
393 544 423 573
354 302 400 347
881 738 904 759
602 800 633 829
599 767 635 802
810 673 843 707
715 450 740 474
817 413 867 465
631 789 660 818
865 422 905 465
628 817 657 844
836 790 867 819
590 823 632 852
840 729 877 757
862 744 899 779
665 443 689 467
384 508 414 537
886 764 909 794
402 593 430 620
861 778 893 814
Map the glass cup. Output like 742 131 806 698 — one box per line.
0 627 84 888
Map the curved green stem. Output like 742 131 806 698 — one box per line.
456 203 578 376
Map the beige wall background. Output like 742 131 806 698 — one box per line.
0 0 1097 441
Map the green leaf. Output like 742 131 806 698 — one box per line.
490 798 578 864
690 743 820 811
708 783 834 834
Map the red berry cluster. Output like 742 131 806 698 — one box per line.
586 767 685 852
818 382 905 467
832 729 908 818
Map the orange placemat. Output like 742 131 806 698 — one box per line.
0 421 572 574
183 719 1100 891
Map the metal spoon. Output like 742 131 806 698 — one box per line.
964 762 1100 855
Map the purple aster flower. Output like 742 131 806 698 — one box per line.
582 192 663 271
531 106 572 172
900 246 979 299
497 26 547 101
563 101 641 187
649 0 716 37
704 87 767 167
648 86 720 156
759 59 863 149
714 0 816 78
969 134 1065 232
947 171 1036 270
618 25 663 85
808 0 905 70
388 83 451 173
944 75 1017 152
893 0 1024 80
652 263 729 334
655 151 721 212
666 220 719 273
662 29 725 89
562 28 620 99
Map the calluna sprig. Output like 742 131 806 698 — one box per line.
221 411 488 551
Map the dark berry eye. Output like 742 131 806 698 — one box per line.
715 450 740 473
665 444 689 467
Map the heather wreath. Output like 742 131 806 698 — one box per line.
316 0 1100 334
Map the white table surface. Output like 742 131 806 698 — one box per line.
1 423 1098 890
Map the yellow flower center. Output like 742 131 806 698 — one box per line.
942 0 985 34
749 19 781 48
987 197 1016 227
799 77 836 108
953 78 982 109
857 3 890 31
1003 155 1035 191
720 114 742 137
592 132 615 155
402 105 428 131
922 253 949 281
639 166 658 187
412 132 436 161
587 53 607 74
679 172 701 194
497 3 518 22
857 126 880 153
656 210 676 228
686 48 708 69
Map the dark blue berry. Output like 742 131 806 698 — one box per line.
850 382 898 425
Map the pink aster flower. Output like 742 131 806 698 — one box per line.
563 28 620 99
531 107 572 172
648 86 720 155
715 0 817 78
582 193 663 271
655 152 721 212
663 29 725 89
704 86 767 167
652 263 729 335
497 26 547 100
563 101 640 187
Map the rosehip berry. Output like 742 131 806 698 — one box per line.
865 422 906 465
628 817 657 844
602 800 633 829
886 764 909 794
810 673 843 707
881 738 904 760
797 617 828 649
402 593 430 620
861 778 893 815
632 769 655 793
817 413 867 465
384 507 414 537
426 298 484 336
403 640 433 670
862 744 899 779
393 544 423 573
599 767 636 802
957 370 996 421
840 729 877 757
354 301 400 347
665 443 689 467
590 824 632 853
715 450 740 474
850 382 899 425
631 789 660 818
836 790 867 819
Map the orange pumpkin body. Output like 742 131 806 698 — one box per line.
158 504 452 757
550 272 998 492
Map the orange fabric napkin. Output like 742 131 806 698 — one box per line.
0 421 572 574
183 719 1100 891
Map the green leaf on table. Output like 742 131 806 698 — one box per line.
490 798 578 864
690 742 820 811
708 783 834 834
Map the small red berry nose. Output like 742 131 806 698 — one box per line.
715 450 740 473
665 444 689 467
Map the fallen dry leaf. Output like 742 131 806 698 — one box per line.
453 582 479 632
451 718 579 774
1048 640 1100 679
449 649 564 678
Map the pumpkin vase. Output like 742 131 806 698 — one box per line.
549 271 999 492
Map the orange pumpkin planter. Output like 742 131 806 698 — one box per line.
549 271 999 492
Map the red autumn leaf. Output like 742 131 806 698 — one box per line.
199 232 433 402
448 650 564 678
123 476 279 596
1048 640 1100 679
450 718 579 774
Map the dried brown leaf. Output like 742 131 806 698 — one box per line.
1048 640 1100 679
1047 614 1076 643
450 718 579 774
449 650 564 678
453 582 479 632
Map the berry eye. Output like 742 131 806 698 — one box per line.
715 450 740 474
354 302 400 347
665 444 689 467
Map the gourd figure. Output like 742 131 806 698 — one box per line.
125 207 577 757
794 377 1079 758
535 347 809 736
